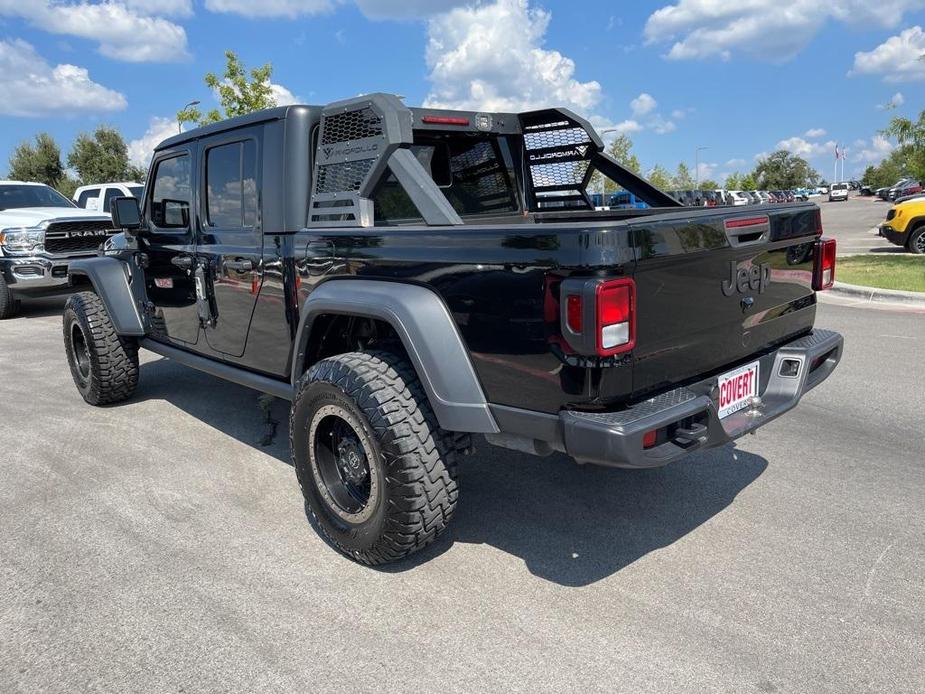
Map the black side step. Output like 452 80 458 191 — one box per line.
139 338 295 401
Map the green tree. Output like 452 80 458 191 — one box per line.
590 133 642 195
67 126 145 185
7 133 65 187
178 50 278 128
647 164 673 191
861 145 918 188
673 162 694 190
724 172 743 189
740 173 757 191
699 179 719 190
56 176 80 199
883 108 925 179
752 150 818 189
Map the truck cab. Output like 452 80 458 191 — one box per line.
73 182 144 214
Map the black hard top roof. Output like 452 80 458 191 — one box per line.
156 105 317 151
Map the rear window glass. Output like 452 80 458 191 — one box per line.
372 136 520 224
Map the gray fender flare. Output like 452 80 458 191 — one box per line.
68 257 145 336
291 279 499 434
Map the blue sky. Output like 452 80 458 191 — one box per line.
0 0 923 184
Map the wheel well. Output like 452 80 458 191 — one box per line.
304 314 411 370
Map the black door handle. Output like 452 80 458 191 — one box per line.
225 258 254 272
171 255 193 269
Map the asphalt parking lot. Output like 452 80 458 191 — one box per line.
2 294 924 691
817 193 899 256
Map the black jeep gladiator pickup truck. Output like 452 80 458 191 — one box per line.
62 93 843 565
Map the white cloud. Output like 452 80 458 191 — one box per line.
128 116 179 168
354 0 469 19
0 39 126 117
777 136 838 158
853 134 895 165
122 0 193 16
852 26 925 82
804 128 827 138
423 0 601 113
204 0 466 19
644 0 925 62
270 82 301 106
671 108 688 120
879 92 906 109
650 115 676 134
725 158 746 168
696 161 717 181
630 92 657 117
591 117 643 137
204 0 333 18
0 1 189 62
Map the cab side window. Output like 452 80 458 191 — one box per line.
150 154 192 229
76 188 99 209
206 140 257 229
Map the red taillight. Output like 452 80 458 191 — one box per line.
566 295 583 333
642 429 658 449
813 238 837 290
556 277 636 357
596 279 635 356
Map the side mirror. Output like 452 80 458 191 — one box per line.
111 196 142 231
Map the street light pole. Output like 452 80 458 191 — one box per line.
695 146 708 190
178 100 201 134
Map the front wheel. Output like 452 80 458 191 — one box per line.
907 226 925 255
63 292 139 405
291 351 459 565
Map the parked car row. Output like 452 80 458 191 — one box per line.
667 189 810 207
873 178 923 202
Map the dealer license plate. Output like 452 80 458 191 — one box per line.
717 361 760 419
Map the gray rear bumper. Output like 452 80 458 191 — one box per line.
491 329 843 468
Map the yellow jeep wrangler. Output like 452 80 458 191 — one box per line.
880 196 925 254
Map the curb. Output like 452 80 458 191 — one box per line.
827 281 925 307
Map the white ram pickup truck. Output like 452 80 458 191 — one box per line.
0 181 115 318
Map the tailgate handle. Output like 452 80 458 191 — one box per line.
724 216 770 247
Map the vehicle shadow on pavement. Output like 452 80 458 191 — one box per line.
15 297 68 319
391 445 768 587
137 358 293 461
136 358 767 587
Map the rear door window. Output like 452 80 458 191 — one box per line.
205 140 258 229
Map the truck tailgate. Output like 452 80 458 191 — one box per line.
627 204 820 398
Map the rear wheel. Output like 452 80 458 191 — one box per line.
907 225 925 255
0 275 17 319
291 351 459 565
63 291 139 405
